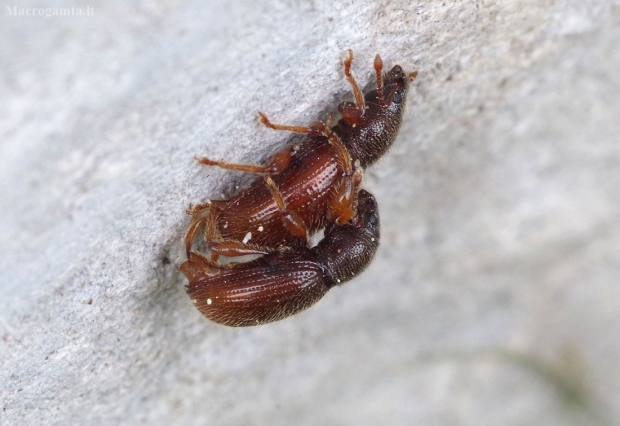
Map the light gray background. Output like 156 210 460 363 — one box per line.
1 1 619 425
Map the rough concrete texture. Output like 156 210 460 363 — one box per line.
1 0 620 425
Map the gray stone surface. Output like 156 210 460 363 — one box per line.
1 1 620 425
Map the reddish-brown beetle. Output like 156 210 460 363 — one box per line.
183 50 416 259
181 51 416 326
181 190 380 326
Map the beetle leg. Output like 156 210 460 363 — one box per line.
180 251 219 283
206 240 272 257
340 49 366 126
258 112 332 139
324 132 362 226
185 200 228 259
185 215 210 259
264 175 308 239
196 157 271 174
186 202 210 216
326 133 354 175
196 145 294 175
327 168 363 225
343 49 365 109
186 198 227 216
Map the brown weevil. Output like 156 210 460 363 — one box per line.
181 190 380 326
181 51 416 326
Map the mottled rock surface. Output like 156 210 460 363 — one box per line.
1 1 619 425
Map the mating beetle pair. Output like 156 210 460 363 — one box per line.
180 50 416 326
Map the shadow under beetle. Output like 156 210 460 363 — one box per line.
180 51 416 326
